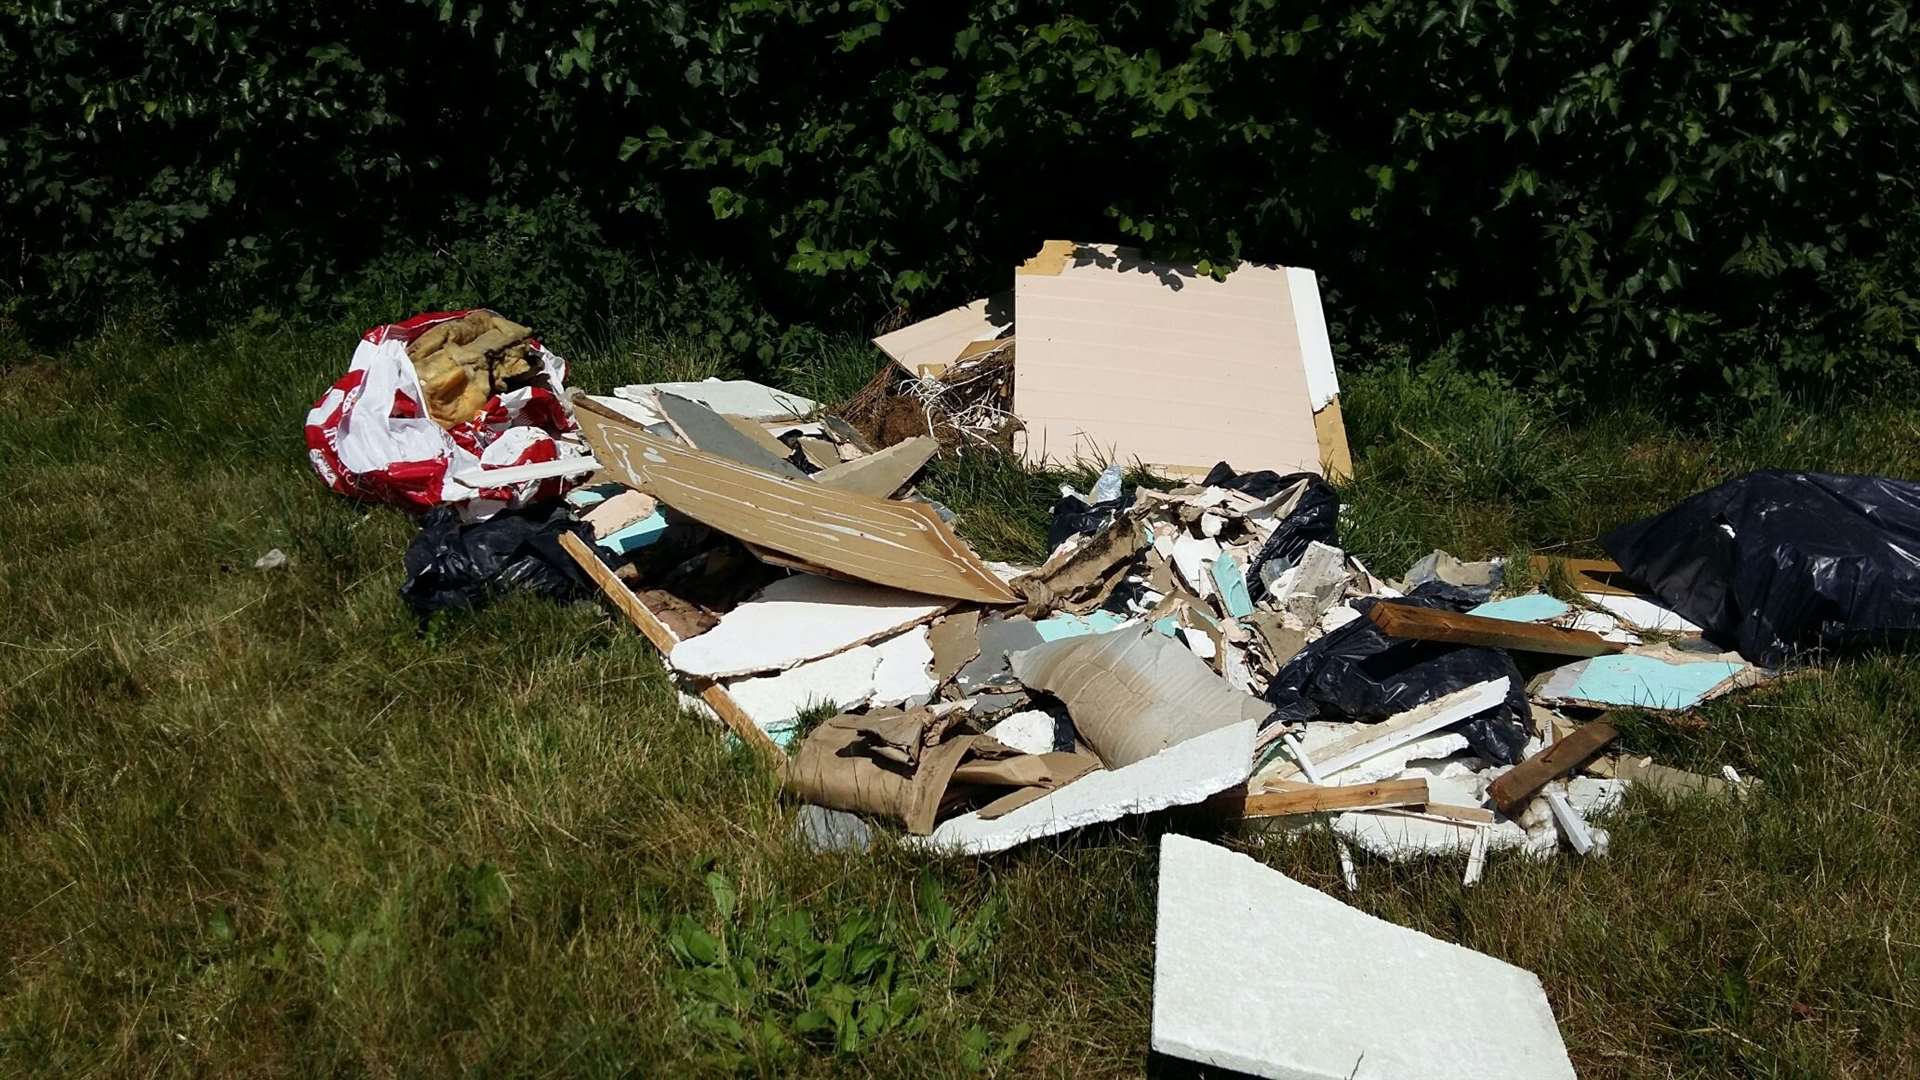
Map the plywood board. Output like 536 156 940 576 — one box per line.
872 294 1013 376
574 407 1018 605
1367 601 1625 658
655 391 811 480
1012 241 1341 477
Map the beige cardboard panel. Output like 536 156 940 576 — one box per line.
575 408 1019 605
1014 243 1323 476
872 295 1012 375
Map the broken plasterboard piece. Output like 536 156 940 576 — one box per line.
1011 241 1349 479
1170 535 1223 598
668 574 947 679
654 391 811 480
915 716 1256 856
811 436 937 498
1584 592 1703 634
872 295 1013 376
1469 594 1572 622
1210 552 1255 618
1534 653 1747 711
612 378 819 420
1151 834 1575 1080
721 629 934 744
574 408 1019 604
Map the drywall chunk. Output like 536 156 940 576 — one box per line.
916 716 1256 856
1152 834 1575 1080
1534 653 1746 711
721 647 885 745
669 574 947 679
612 378 819 420
869 626 937 707
1281 541 1347 625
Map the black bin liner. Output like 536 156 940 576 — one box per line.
1603 470 1920 667
1261 594 1532 766
401 503 593 617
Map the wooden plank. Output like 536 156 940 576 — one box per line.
558 532 786 765
1387 802 1497 825
574 406 1019 604
1488 721 1619 814
1366 601 1625 658
1212 778 1430 820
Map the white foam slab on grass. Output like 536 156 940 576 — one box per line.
914 717 1257 856
1152 834 1575 1080
669 575 946 679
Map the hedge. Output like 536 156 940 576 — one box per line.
5 1 1918 394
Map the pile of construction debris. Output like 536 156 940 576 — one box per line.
304 240 1920 1078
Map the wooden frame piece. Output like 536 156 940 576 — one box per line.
1212 778 1430 820
1487 721 1619 814
558 532 786 765
1366 601 1626 658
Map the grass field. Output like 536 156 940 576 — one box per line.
3 313 1919 1077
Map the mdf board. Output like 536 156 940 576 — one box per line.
872 294 1012 377
1014 242 1332 479
573 407 1020 605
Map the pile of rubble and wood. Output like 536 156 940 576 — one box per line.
302 241 1920 1080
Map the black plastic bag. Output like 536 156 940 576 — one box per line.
1603 470 1920 667
1046 493 1125 552
401 503 594 617
1260 596 1531 765
1200 461 1300 500
1242 472 1340 601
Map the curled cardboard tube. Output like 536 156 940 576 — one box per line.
558 531 786 766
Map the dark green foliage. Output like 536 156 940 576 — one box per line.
6 2 1919 395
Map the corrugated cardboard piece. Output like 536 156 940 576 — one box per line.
574 406 1019 605
1013 241 1350 480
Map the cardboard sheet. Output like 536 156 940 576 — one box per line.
1012 241 1346 479
574 407 1019 604
873 295 1013 376
1009 628 1270 768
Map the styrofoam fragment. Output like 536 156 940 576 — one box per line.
986 710 1057 755
1151 834 1575 1080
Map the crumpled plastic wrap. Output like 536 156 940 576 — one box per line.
1604 470 1920 667
400 503 593 617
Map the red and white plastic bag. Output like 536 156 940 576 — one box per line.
304 309 592 519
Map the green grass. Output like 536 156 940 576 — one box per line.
3 316 1919 1077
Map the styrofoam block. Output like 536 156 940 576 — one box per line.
914 718 1256 856
987 710 1057 755
669 575 945 679
1152 834 1575 1080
